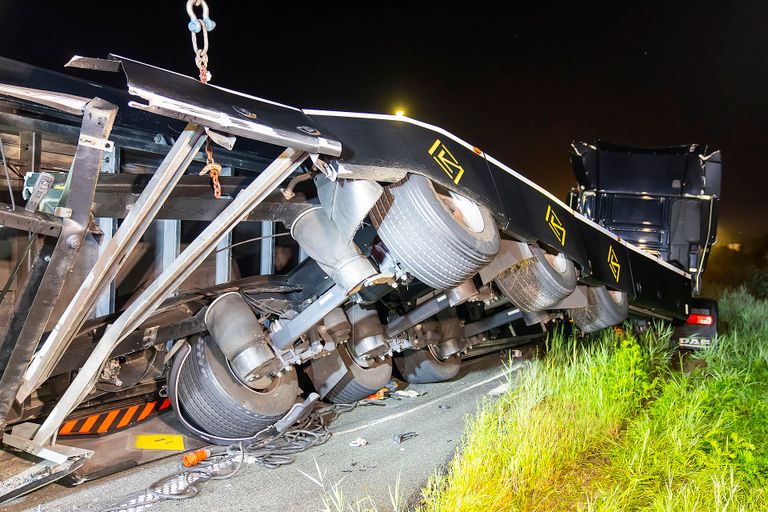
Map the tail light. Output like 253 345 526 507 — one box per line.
687 313 714 326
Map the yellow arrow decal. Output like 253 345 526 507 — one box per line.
545 205 566 246
607 245 621 282
428 139 465 184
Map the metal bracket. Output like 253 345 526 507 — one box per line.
3 423 92 464
477 239 534 284
77 134 114 151
269 284 348 350
24 173 54 212
304 347 347 398
549 285 589 309
310 154 337 180
204 127 236 150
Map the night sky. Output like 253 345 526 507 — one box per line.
0 2 765 242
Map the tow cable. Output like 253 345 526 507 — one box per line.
94 401 374 512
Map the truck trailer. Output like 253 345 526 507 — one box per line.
0 53 720 502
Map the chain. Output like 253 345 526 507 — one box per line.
186 0 215 83
186 0 221 198
199 142 223 199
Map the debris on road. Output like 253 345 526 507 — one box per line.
488 382 510 397
394 390 422 399
349 438 368 448
438 404 451 410
392 432 418 444
366 388 389 400
366 379 409 401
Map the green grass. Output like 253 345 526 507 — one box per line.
419 288 768 511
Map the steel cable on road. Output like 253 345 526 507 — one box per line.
93 401 371 512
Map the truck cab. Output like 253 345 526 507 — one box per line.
568 141 721 347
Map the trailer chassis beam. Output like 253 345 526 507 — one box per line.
15 147 307 460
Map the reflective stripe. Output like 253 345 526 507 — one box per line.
97 409 120 433
117 404 140 429
59 397 171 436
136 401 157 422
59 420 78 435
78 414 100 434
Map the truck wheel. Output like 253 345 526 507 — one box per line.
324 343 392 404
494 245 577 312
570 286 628 333
370 174 499 290
177 336 299 439
395 347 461 384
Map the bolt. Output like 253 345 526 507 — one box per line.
153 134 166 145
67 236 81 249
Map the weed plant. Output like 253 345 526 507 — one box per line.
420 288 768 512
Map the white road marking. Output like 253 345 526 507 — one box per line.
332 362 527 436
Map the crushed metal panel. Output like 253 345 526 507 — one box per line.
102 54 342 156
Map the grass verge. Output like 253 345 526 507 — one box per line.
419 288 768 511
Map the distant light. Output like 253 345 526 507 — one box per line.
394 109 406 117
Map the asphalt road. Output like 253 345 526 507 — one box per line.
7 351 522 512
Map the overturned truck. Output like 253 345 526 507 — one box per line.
0 54 721 500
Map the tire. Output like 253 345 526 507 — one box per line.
395 348 461 384
324 343 392 404
570 286 629 333
177 336 299 439
370 174 500 290
494 245 577 312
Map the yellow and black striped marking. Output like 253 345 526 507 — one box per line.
58 398 171 436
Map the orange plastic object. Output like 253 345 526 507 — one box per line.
183 448 210 467
365 388 387 401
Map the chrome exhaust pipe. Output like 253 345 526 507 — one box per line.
291 207 377 293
